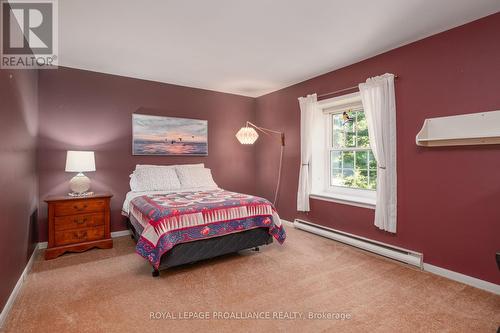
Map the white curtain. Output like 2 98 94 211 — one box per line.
359 74 397 233
297 94 317 212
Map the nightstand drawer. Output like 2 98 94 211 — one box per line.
45 193 113 260
54 213 104 231
55 226 105 246
54 199 106 216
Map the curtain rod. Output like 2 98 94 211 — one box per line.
317 75 399 99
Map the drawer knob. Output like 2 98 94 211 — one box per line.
74 231 88 239
73 204 88 211
74 218 87 225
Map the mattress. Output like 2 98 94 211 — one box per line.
124 188 286 269
128 215 273 270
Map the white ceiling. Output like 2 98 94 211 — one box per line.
58 0 500 97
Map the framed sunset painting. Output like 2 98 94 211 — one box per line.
132 114 208 156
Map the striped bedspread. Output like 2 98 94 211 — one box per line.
130 189 286 268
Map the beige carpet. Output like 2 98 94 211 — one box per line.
2 225 499 333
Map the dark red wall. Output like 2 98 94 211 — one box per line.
38 67 256 240
0 69 39 312
255 13 500 284
36 13 500 285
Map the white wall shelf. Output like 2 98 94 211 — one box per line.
416 110 500 147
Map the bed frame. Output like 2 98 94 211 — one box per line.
127 219 273 277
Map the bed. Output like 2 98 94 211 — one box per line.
122 164 286 276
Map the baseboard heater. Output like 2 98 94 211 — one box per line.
293 219 423 268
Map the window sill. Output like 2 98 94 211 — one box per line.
310 192 376 210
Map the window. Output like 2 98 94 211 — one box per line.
310 92 376 208
329 108 377 190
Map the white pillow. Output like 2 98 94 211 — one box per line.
129 174 138 191
132 167 181 192
130 164 204 191
135 163 204 169
176 167 218 189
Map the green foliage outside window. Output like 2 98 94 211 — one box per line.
331 110 377 190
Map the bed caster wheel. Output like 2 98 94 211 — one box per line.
253 247 260 252
152 269 160 277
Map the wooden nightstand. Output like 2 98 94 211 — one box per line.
45 193 113 260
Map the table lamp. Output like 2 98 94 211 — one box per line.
65 150 96 196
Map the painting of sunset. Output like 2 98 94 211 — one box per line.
132 114 208 156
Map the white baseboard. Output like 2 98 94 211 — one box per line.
37 229 131 251
1 229 132 327
292 219 499 295
4 221 495 331
110 229 132 238
423 263 500 295
0 243 40 328
293 219 423 268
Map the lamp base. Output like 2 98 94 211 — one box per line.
68 191 94 197
69 172 91 195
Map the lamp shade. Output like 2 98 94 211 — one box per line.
236 126 259 144
65 151 96 172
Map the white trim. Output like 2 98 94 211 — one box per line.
326 108 376 194
423 263 500 295
293 218 500 296
0 244 40 328
310 192 376 209
294 219 422 267
313 91 378 200
0 221 288 327
317 91 361 109
110 230 132 238
0 230 132 328
38 229 131 251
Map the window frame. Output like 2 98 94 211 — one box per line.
310 92 376 208
327 107 377 191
